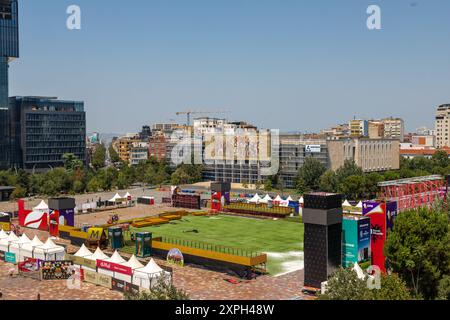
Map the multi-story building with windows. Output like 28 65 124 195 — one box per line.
0 0 19 169
130 142 149 165
327 137 400 173
113 134 140 163
382 117 404 142
9 96 86 171
435 104 450 148
279 134 329 189
349 119 369 137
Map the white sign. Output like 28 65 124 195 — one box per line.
305 145 321 153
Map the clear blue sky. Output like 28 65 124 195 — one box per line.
9 0 450 133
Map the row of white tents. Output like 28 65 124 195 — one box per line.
247 194 363 208
73 245 170 289
0 230 66 262
108 192 133 202
247 194 298 205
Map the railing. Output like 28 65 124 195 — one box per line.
158 236 262 258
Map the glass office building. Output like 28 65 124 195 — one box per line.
9 97 87 171
0 0 19 169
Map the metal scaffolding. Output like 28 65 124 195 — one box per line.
378 175 447 212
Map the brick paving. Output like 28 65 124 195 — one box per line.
0 261 123 300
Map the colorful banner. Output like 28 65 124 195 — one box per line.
97 259 132 276
363 201 387 272
41 260 74 280
18 258 40 273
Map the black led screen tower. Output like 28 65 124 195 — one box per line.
303 192 343 289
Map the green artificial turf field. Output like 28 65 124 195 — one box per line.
127 215 304 275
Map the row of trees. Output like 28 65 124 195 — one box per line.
293 150 450 200
0 146 204 198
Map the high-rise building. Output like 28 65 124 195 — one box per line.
9 96 86 171
0 0 19 169
382 117 404 142
435 104 450 148
349 119 369 137
368 121 384 139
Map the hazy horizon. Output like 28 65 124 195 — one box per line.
9 0 450 133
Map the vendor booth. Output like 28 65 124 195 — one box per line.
9 234 31 262
20 236 44 261
97 250 127 277
0 231 19 253
33 238 66 261
84 247 109 272
248 194 262 204
133 258 171 289
115 255 144 283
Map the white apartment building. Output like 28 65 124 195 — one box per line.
435 104 450 148
382 117 405 142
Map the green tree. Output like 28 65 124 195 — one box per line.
125 278 189 300
10 186 27 200
109 144 120 163
87 177 100 192
62 153 83 172
92 144 107 170
319 170 338 193
335 160 363 183
318 268 372 300
384 208 450 299
437 275 450 300
295 157 326 193
364 172 384 198
264 178 273 192
372 274 412 300
339 175 366 200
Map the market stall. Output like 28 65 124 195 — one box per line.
115 254 144 283
97 250 127 277
33 238 66 261
9 234 31 262
132 258 171 289
0 231 18 252
20 236 44 261
84 247 109 272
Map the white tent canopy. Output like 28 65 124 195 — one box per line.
98 250 127 277
115 255 144 282
109 193 122 202
342 200 352 207
9 234 32 262
248 193 262 203
274 195 282 202
0 229 8 239
263 194 273 202
286 196 293 202
33 238 66 261
20 236 44 261
133 259 170 289
123 255 144 270
104 250 126 264
356 201 363 208
74 244 92 258
34 200 49 211
124 192 132 198
0 231 19 251
299 196 304 204
85 247 109 261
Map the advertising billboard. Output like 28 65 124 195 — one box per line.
5 252 16 264
41 261 74 280
363 201 387 272
305 145 321 153
97 259 133 276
